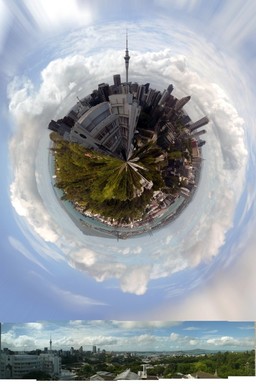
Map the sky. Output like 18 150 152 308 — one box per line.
0 0 256 321
1 321 255 353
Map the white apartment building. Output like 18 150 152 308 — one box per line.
0 352 61 379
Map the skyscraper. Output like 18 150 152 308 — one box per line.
98 83 110 102
113 74 121 87
174 95 191 111
124 31 130 84
167 84 174 94
189 116 209 132
137 84 146 104
158 90 169 107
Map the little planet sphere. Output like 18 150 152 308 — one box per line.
48 36 208 239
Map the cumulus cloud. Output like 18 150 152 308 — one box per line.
2 330 37 350
170 333 179 342
207 336 254 348
7 20 248 300
120 267 150 295
26 322 44 330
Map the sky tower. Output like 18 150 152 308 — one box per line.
124 30 130 84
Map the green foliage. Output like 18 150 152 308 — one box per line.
163 351 255 378
167 150 182 160
50 133 167 222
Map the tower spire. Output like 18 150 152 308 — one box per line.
50 335 52 353
124 30 130 85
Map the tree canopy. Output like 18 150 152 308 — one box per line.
50 132 167 222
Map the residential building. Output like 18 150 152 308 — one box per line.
69 102 122 155
0 353 61 379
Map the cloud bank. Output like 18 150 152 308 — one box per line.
2 321 254 351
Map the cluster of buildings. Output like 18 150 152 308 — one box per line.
0 331 61 379
48 76 208 161
48 34 209 236
48 33 208 163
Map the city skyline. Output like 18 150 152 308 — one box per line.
1 321 255 352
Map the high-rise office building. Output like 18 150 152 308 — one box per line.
113 74 121 87
92 345 97 354
137 84 146 104
98 83 110 102
174 95 191 111
192 129 206 138
158 90 169 107
167 84 174 94
189 116 209 132
151 91 162 109
145 88 157 107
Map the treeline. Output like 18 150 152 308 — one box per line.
147 350 255 378
64 350 255 379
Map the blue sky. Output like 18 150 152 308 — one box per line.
0 0 256 321
1 321 254 352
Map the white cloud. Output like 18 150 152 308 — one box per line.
137 334 156 344
26 322 44 330
189 339 199 346
207 336 254 348
68 320 83 326
2 321 254 352
68 248 96 267
111 321 181 329
2 331 37 350
183 327 201 331
170 333 179 342
120 267 150 295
